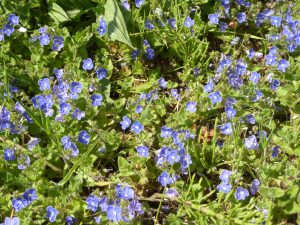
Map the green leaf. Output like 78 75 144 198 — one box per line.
103 0 134 49
133 78 157 92
49 3 70 24
118 156 135 177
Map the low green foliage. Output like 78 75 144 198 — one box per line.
0 0 300 224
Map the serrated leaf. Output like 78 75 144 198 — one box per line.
49 3 70 24
103 0 134 49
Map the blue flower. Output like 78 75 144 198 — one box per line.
263 9 274 19
222 2 230 13
94 216 101 224
193 68 201 76
53 68 64 80
0 107 11 132
96 68 107 80
69 142 79 157
3 148 15 161
38 78 50 91
248 48 255 59
46 206 59 222
143 39 150 47
208 13 219 24
171 89 180 100
235 59 247 76
99 197 108 212
12 197 26 212
272 146 280 157
246 114 256 125
161 126 173 138
107 205 122 222
165 188 179 198
217 182 232 194
15 102 25 114
282 25 294 41
225 107 236 119
131 50 139 59
97 18 107 36
219 123 232 135
130 121 144 134
186 101 197 113
208 91 222 105
128 199 144 215
23 188 38 205
72 108 85 120
166 150 180 165
135 0 144 8
204 80 214 93
158 77 167 89
86 194 99 212
78 130 90 145
1 217 20 225
234 187 249 201
270 16 282 28
237 12 246 23
217 56 232 73
22 112 33 123
244 135 259 150
219 170 233 183
235 0 244 6
136 146 149 158
8 14 20 25
52 36 64 51
219 22 228 32
168 174 179 184
250 179 260 195
179 154 192 170
269 46 278 54
249 72 261 85
168 18 177 29
120 116 131 130
135 105 143 114
38 26 48 34
157 171 170 187
145 20 154 30
255 13 265 27
116 185 135 200
70 82 83 95
2 24 14 36
59 102 72 115
277 59 289 72
184 17 194 28
27 138 41 150
228 74 243 89
121 0 130 11
270 79 280 91
253 90 263 102
225 97 236 108
65 216 76 225
98 146 106 153
145 47 155 60
82 58 94 71
39 34 50 46
91 94 103 107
